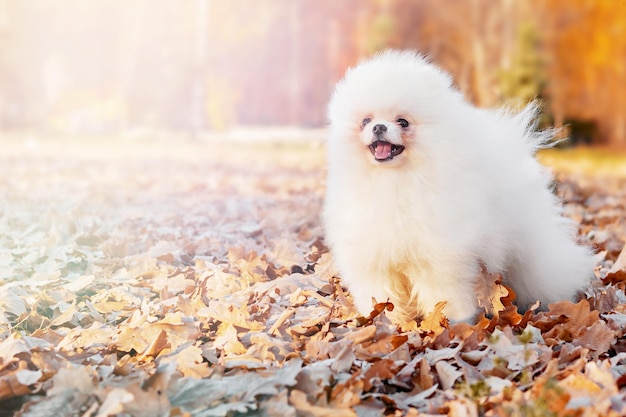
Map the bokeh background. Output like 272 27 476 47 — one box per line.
0 0 625 146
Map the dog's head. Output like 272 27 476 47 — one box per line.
328 50 458 167
359 114 410 163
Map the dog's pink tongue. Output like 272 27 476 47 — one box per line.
374 142 392 160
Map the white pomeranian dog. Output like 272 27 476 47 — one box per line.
323 50 594 323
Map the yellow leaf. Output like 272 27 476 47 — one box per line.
418 301 449 338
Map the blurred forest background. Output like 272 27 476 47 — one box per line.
0 0 625 145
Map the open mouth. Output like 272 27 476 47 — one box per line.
368 140 405 162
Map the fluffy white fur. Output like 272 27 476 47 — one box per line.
323 50 594 323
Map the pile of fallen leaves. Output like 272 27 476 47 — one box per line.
1 136 626 417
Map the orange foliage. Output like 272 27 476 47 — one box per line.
539 0 626 144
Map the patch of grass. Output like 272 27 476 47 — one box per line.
538 147 626 179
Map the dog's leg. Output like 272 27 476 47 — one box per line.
409 261 481 322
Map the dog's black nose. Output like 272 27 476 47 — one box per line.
372 124 387 135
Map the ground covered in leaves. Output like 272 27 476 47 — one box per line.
1 137 626 417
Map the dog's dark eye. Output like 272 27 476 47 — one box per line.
397 118 409 128
361 118 372 128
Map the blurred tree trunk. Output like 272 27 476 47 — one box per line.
288 0 301 125
0 0 8 126
191 0 209 133
470 0 488 106
115 1 145 131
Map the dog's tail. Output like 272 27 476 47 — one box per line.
511 101 562 152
